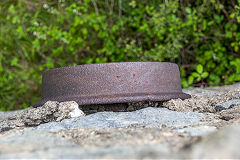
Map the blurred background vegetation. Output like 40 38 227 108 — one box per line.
0 0 240 110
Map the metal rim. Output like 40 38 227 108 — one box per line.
34 92 190 107
33 62 191 107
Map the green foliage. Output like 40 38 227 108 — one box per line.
1 0 240 110
181 64 209 88
192 64 209 82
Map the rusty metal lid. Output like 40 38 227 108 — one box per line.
33 62 190 107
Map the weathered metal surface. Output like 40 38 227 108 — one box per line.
33 62 191 107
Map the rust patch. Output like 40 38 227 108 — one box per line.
148 93 153 97
133 73 136 78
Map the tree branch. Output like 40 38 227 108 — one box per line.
91 0 99 14
216 0 232 23
118 0 122 17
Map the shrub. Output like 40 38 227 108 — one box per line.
0 0 240 110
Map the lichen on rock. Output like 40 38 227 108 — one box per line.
162 91 240 113
0 101 85 132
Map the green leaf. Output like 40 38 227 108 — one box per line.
82 28 88 36
201 72 209 78
0 64 3 73
234 45 239 52
230 13 235 19
10 58 19 67
192 72 200 78
8 5 16 14
33 39 40 51
236 74 240 81
129 1 136 8
188 76 194 84
180 67 186 77
185 7 191 14
196 77 201 82
228 74 236 82
12 16 21 24
181 80 188 88
196 64 203 74
46 57 54 68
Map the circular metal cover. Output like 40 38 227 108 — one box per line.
33 62 191 107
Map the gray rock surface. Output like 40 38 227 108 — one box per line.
207 82 240 92
218 105 240 121
176 126 217 136
183 88 222 97
0 129 173 159
215 99 240 111
0 110 25 120
0 125 192 159
0 82 240 159
35 107 212 132
191 125 240 159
